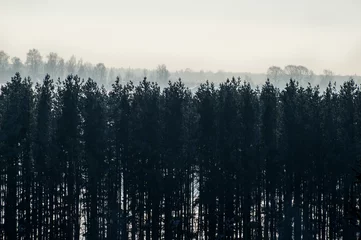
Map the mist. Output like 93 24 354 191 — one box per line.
1 0 361 76
1 0 361 239
1 49 360 94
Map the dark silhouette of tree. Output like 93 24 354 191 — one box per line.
0 73 33 239
194 80 218 239
33 75 54 239
54 75 83 239
81 78 107 239
0 72 360 240
260 79 279 240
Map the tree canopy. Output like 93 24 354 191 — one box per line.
0 73 360 239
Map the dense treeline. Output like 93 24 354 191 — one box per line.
1 73 361 239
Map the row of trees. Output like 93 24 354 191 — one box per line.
0 49 107 83
266 65 336 87
2 49 349 90
1 73 361 239
0 50 172 88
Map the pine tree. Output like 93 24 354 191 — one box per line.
0 72 360 239
0 73 33 239
194 80 218 239
81 78 107 240
108 77 134 240
260 79 279 240
54 75 83 239
33 74 54 239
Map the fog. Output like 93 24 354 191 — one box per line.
1 0 361 76
0 49 360 94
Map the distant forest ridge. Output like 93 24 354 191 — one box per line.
0 49 359 90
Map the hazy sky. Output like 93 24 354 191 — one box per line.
1 0 360 75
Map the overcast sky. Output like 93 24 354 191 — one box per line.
1 0 360 75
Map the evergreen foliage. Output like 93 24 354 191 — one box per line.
0 73 361 239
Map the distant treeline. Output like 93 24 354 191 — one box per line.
1 49 359 90
1 73 361 240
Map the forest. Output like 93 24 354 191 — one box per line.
1 70 361 240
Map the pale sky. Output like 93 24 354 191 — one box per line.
1 0 360 75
